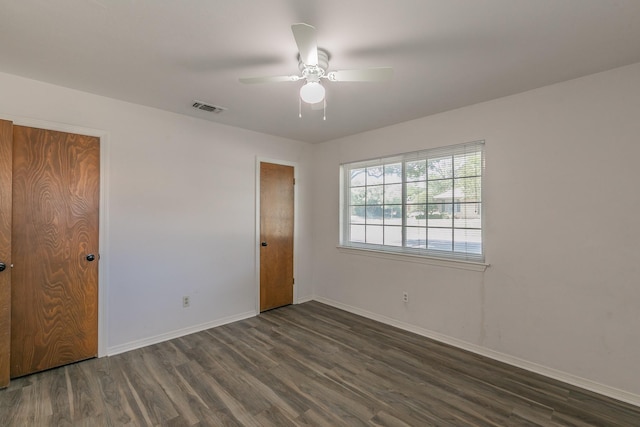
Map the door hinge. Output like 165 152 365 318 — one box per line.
293 277 295 285
293 178 296 185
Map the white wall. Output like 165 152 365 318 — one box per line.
311 62 640 398
0 71 314 353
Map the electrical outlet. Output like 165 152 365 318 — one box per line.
182 296 190 308
402 292 409 303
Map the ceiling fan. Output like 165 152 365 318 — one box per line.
239 23 393 110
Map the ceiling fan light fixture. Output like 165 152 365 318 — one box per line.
300 81 325 104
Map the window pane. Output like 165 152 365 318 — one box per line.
406 227 426 248
366 166 384 185
406 205 426 226
384 226 402 246
350 168 366 186
427 156 453 179
433 202 454 217
384 163 402 184
455 177 481 200
428 203 452 216
427 208 453 228
366 185 383 205
350 187 366 205
406 181 426 204
384 184 402 204
350 225 365 243
454 151 482 178
428 180 453 203
384 205 402 225
366 206 383 224
428 228 453 252
453 203 481 228
350 206 365 224
365 225 383 244
454 229 482 254
406 160 426 182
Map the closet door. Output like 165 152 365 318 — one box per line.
10 126 100 378
0 119 13 388
259 162 294 311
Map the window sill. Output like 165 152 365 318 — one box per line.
336 246 489 272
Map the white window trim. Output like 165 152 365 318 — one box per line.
339 140 485 266
336 245 489 271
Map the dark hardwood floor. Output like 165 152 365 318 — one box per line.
1 301 638 426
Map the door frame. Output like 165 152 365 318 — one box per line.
254 157 298 314
2 114 110 357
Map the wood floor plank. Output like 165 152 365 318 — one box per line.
1 301 638 426
69 359 107 420
27 372 54 425
93 356 138 425
121 350 180 424
254 405 299 427
295 407 351 426
173 360 246 426
47 364 73 426
369 409 413 427
140 348 203 425
0 388 22 426
110 352 168 426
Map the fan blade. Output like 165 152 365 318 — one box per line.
239 75 300 84
327 67 393 82
291 23 318 66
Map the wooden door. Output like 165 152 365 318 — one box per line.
260 162 294 312
10 126 100 378
0 120 13 388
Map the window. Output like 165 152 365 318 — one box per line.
340 141 484 262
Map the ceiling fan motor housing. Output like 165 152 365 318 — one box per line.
299 48 330 77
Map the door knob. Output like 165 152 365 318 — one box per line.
0 262 5 272
86 254 96 262
261 242 268 247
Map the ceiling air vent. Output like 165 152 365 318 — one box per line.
192 101 227 113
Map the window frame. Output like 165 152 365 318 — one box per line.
339 140 486 264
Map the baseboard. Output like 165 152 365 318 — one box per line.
106 296 314 356
312 296 640 408
106 310 256 356
296 295 315 304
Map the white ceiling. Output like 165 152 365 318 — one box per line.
2 1 640 143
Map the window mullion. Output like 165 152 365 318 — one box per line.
345 167 350 243
451 154 455 250
425 157 429 250
401 161 407 247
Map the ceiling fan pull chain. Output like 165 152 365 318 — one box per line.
299 97 302 118
323 98 326 121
